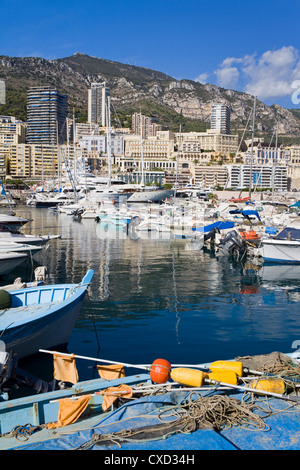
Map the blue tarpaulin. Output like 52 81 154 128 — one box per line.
229 209 261 222
192 221 235 232
276 227 300 240
15 390 300 450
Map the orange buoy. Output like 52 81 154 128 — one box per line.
150 358 172 383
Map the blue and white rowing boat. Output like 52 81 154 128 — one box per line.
0 270 94 358
0 349 300 450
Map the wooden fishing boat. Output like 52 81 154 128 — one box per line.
0 270 94 358
0 349 300 450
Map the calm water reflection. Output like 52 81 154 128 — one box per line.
3 206 300 380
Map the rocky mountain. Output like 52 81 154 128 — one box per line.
1 52 300 140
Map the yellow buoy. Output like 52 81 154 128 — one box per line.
170 368 238 387
171 368 204 387
250 378 286 395
210 360 244 377
206 370 238 385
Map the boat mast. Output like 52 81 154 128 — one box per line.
272 120 279 203
56 120 61 190
107 96 112 187
73 108 77 186
174 124 181 198
249 96 256 199
140 110 145 187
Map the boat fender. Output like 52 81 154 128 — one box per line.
0 289 12 309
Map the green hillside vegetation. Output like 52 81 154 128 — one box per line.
59 53 173 84
0 53 300 142
0 88 27 122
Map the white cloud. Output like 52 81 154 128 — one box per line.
195 72 209 84
211 46 300 103
214 65 240 88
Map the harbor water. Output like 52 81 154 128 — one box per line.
2 206 300 381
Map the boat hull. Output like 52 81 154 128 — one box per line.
0 252 28 275
0 270 94 358
259 239 300 263
2 297 85 358
127 189 173 203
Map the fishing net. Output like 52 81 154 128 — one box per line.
235 352 300 379
77 393 266 449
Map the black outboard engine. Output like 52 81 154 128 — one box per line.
128 216 142 229
217 230 245 256
204 227 221 246
0 346 58 401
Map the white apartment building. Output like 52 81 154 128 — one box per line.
210 104 231 134
88 83 110 126
226 164 288 191
243 144 290 166
80 134 124 156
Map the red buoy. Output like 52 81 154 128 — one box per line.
150 358 171 383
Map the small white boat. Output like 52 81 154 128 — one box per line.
258 220 300 264
0 232 60 246
0 213 29 231
0 252 28 275
0 241 43 256
29 193 75 208
258 239 300 264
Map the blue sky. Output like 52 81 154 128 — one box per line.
1 0 300 108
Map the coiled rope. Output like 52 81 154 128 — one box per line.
76 392 267 450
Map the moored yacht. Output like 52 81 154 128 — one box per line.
258 219 300 263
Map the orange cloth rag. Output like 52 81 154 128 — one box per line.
47 394 91 429
53 353 79 384
97 364 125 380
97 384 133 411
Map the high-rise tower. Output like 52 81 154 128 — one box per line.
88 82 110 126
211 104 230 134
26 86 68 144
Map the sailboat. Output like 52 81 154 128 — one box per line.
89 97 132 205
126 111 173 203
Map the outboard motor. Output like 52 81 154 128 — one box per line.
0 343 58 400
128 216 142 229
0 349 18 401
217 230 245 256
204 227 221 247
